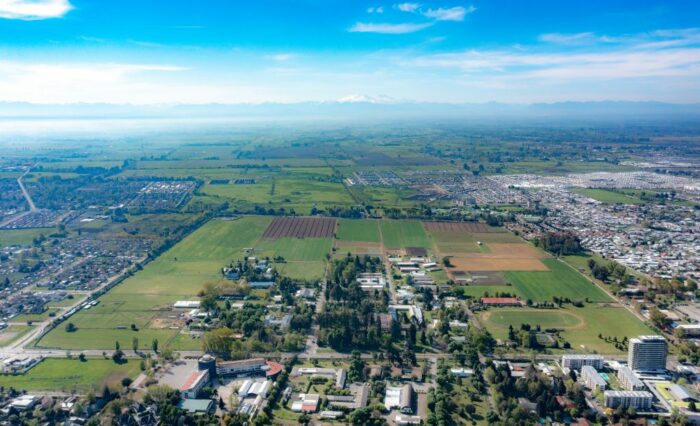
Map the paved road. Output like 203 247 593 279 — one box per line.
17 167 37 212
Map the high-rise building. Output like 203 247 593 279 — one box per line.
628 335 667 371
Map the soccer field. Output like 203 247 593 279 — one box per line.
505 259 613 303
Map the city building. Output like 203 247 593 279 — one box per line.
561 354 605 371
384 384 414 414
180 370 209 399
628 336 668 372
581 366 607 391
604 391 653 410
617 366 645 391
216 358 267 377
676 324 700 337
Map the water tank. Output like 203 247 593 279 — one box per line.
198 354 217 378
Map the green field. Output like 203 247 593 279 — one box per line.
254 237 331 280
571 188 645 204
256 237 332 262
428 230 480 253
505 259 612 303
0 324 35 347
481 304 655 353
0 358 140 393
336 219 381 242
37 217 273 350
0 228 55 247
202 177 354 214
380 220 431 250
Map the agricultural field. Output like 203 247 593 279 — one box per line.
37 216 273 350
201 177 354 214
0 358 140 393
262 216 336 239
480 304 655 353
379 220 431 251
336 219 381 242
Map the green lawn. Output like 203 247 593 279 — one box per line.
505 259 612 303
571 188 644 204
37 217 272 350
481 304 655 353
336 219 381 242
0 358 140 393
380 220 431 250
0 228 55 247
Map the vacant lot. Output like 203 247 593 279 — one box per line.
505 259 612 302
336 219 380 242
380 220 431 250
262 216 336 239
0 358 140 393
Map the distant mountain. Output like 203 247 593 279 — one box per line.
1 100 699 121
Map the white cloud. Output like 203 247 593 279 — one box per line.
423 5 475 21
267 53 297 62
367 6 384 14
539 32 600 45
396 3 420 12
348 21 433 34
0 0 72 20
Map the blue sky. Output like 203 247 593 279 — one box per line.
0 0 699 104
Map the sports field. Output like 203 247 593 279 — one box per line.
480 304 655 353
0 358 140 393
504 259 612 303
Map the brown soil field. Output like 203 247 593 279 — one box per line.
424 221 497 233
335 241 383 255
263 216 337 239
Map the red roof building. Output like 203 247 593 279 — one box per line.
480 297 522 306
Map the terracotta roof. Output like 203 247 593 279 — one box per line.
266 361 283 377
181 370 207 391
481 297 521 305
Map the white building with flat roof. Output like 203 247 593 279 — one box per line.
604 391 653 410
561 354 604 370
617 366 645 391
581 366 607 391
